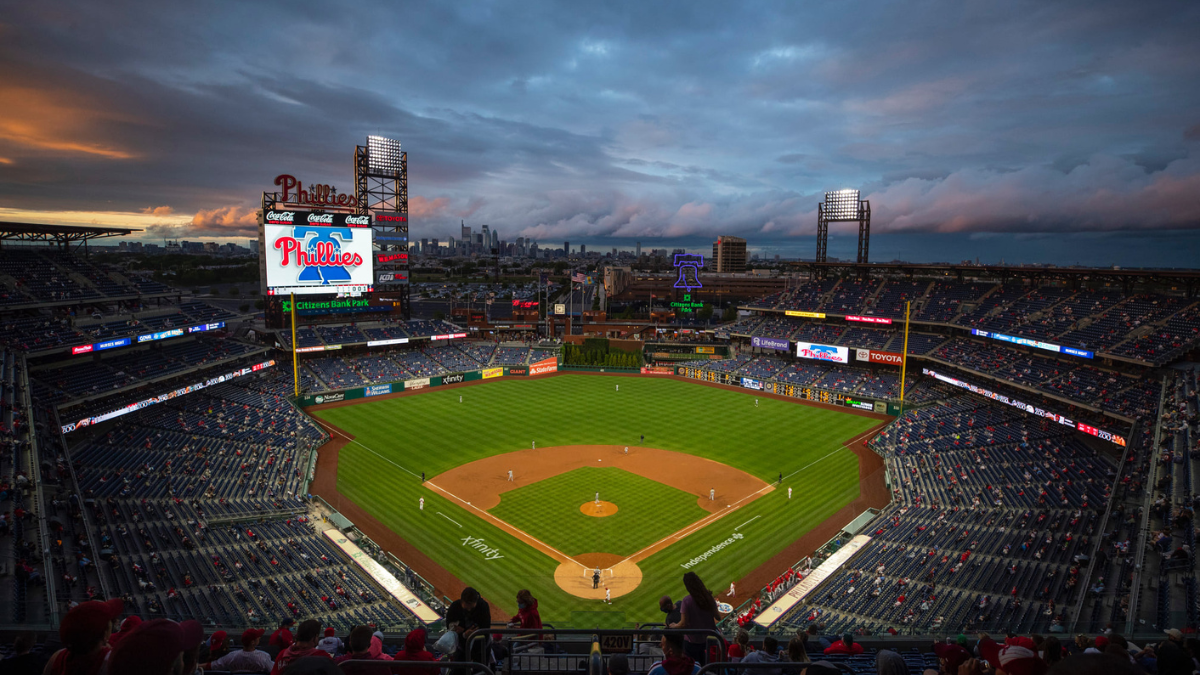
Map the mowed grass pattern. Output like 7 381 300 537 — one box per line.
490 467 709 557
316 375 878 624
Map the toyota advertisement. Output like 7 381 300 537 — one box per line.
795 343 849 363
263 210 374 296
855 349 904 366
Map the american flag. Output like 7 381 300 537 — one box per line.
571 273 587 283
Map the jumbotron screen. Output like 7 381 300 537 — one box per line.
263 209 374 296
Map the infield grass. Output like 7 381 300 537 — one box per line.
315 374 878 625
490 467 709 557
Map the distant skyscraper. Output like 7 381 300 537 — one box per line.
712 235 747 272
564 241 570 256
420 238 428 255
580 244 586 255
491 229 499 251
636 242 641 257
481 224 490 251
461 221 471 242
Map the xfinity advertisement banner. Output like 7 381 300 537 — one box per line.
796 343 849 363
751 336 790 351
264 215 374 296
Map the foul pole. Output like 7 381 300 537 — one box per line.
898 300 911 416
291 292 300 398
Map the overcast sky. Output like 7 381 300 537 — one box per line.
2 1 1199 264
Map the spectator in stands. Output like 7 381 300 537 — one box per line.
740 636 781 675
1048 654 1141 675
107 616 142 648
317 628 341 656
2 633 44 675
805 625 831 650
44 598 123 675
659 596 681 626
204 628 273 672
668 572 718 664
270 618 296 652
337 626 392 675
608 654 630 675
930 640 971 674
875 650 908 675
205 630 229 663
823 633 863 656
446 587 492 663
509 589 543 639
786 635 809 664
270 620 332 675
108 618 203 675
727 629 751 662
977 635 1047 675
1156 629 1192 675
180 620 205 675
369 632 392 661
648 633 700 675
392 627 438 675
1041 637 1064 668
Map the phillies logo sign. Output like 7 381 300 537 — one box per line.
273 226 364 285
275 174 358 208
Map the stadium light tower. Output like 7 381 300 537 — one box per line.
355 135 410 318
816 188 871 268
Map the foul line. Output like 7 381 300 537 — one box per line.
314 419 422 480
424 479 590 570
736 516 760 531
436 512 462 528
779 425 880 483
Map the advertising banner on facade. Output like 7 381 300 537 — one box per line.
529 357 558 376
506 366 528 376
785 310 825 319
405 377 431 390
640 366 674 375
364 384 392 397
751 336 790 351
855 349 904 366
482 368 504 379
322 529 440 623
795 343 849 363
741 377 763 390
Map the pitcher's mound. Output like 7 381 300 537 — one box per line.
581 501 618 517
554 559 643 599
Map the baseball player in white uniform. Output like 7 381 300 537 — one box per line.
459 395 462 403
419 497 424 511
605 587 611 604
727 582 735 596
624 447 628 454
709 488 715 501
508 470 514 481
616 384 619 392
788 487 792 499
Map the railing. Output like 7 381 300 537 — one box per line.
1125 374 1171 635
468 628 729 674
18 352 58 627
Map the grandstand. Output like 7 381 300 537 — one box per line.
2 231 1200 675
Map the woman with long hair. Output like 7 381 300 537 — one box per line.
669 572 718 663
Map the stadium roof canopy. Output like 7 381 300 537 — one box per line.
0 221 140 246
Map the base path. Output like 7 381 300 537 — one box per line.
426 444 773 599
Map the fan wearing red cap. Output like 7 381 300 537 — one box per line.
107 618 204 675
45 599 123 675
270 619 333 675
392 628 439 675
978 635 1048 675
107 615 142 648
317 627 343 656
204 628 274 673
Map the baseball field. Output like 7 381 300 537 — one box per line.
310 373 885 626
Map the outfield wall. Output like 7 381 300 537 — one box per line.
672 365 905 416
297 356 559 406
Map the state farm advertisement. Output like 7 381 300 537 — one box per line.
264 217 374 296
855 349 904 366
530 357 558 376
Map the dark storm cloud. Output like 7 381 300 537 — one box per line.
1 0 1199 247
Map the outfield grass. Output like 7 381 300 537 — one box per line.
315 374 877 624
490 467 709 557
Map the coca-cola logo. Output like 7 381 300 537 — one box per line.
345 215 370 226
266 210 296 223
307 213 334 224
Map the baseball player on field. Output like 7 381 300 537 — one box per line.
508 470 513 482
